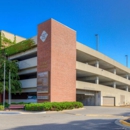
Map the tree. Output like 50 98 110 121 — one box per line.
0 53 22 94
0 35 21 95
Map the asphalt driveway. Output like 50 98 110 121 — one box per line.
0 106 130 130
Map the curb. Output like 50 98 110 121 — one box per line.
20 111 46 114
120 119 130 127
0 111 46 115
0 107 84 115
115 119 130 129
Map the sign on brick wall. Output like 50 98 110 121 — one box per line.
37 71 49 93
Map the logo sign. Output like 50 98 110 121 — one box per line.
40 31 48 42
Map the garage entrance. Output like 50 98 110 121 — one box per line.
76 90 97 106
103 96 115 106
76 94 95 106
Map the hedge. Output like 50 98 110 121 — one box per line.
0 105 4 110
5 39 35 56
25 102 83 111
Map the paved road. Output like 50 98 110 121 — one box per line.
0 106 130 130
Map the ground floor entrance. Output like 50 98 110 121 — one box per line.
76 90 101 106
76 94 95 106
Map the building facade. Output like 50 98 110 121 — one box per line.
0 30 26 48
1 19 130 106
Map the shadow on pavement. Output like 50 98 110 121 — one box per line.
115 112 130 117
8 119 126 130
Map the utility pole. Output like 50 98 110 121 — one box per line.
125 55 128 67
8 70 11 105
95 34 99 51
3 60 6 107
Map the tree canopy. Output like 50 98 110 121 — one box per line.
0 35 21 94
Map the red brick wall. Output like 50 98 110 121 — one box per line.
37 20 51 72
37 19 76 102
37 20 51 102
50 20 76 102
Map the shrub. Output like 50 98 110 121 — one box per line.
25 101 83 111
5 39 35 56
43 102 52 111
25 103 44 111
0 105 4 110
0 102 9 108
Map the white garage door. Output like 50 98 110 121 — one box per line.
103 96 115 106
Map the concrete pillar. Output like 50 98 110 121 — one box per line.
126 75 129 80
113 82 116 88
126 86 129 91
95 61 99 68
95 77 99 84
113 69 116 74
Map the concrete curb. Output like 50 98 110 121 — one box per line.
120 119 130 127
0 111 46 115
115 119 130 129
20 111 46 114
0 107 84 115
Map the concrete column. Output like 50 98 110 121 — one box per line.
126 86 129 91
95 77 99 84
113 69 116 74
126 75 129 80
113 82 116 88
95 61 99 68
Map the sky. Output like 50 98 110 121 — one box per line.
0 0 130 67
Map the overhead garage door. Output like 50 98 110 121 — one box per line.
103 96 115 106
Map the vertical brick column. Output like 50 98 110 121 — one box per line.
50 19 76 102
37 20 51 102
37 19 76 102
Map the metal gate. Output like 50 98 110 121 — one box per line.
103 96 115 106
